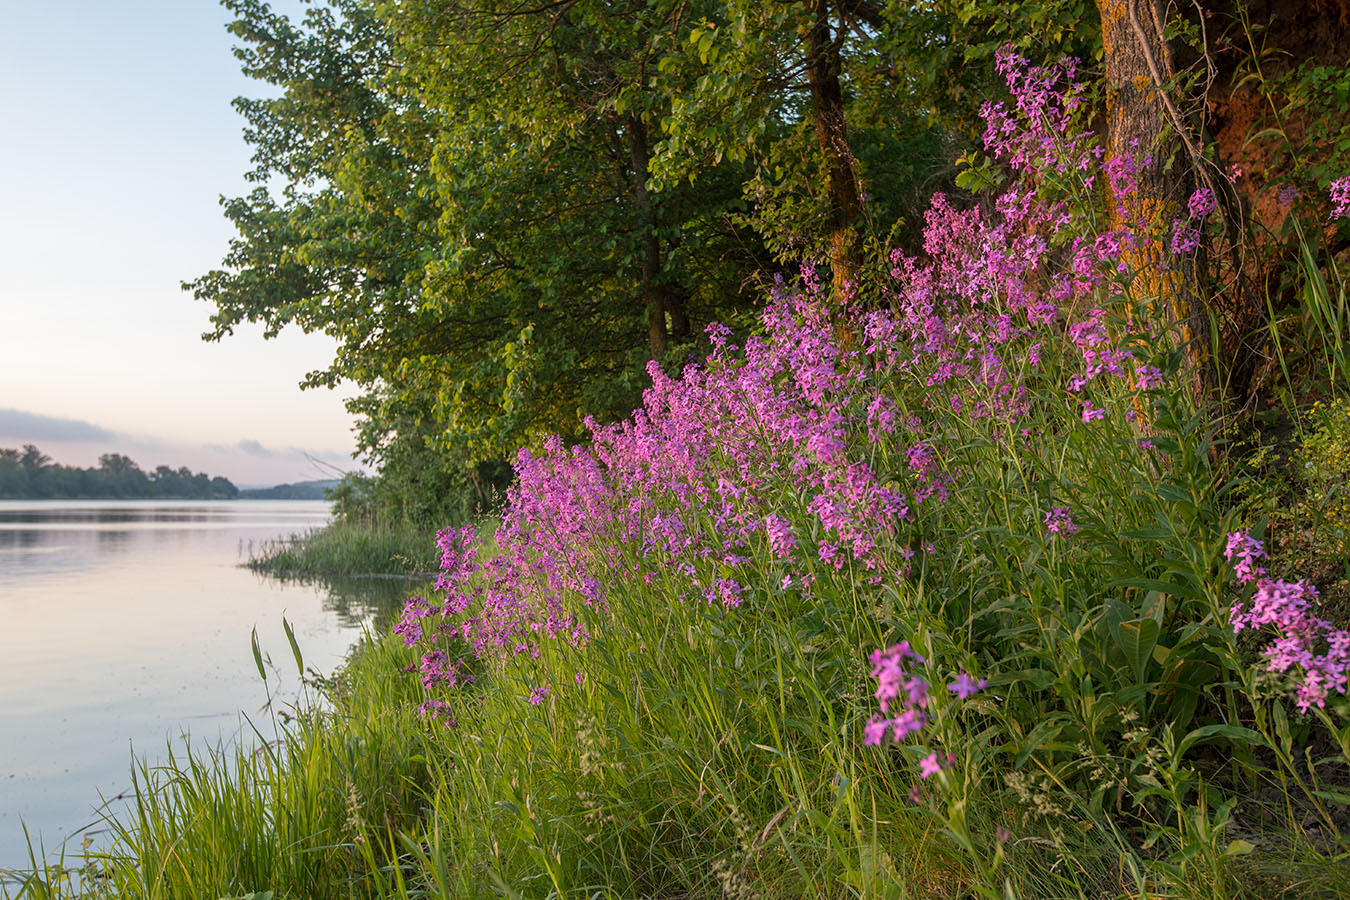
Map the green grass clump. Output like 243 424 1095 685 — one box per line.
3 637 434 900
247 521 439 579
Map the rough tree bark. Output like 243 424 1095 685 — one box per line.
804 0 864 300
626 115 669 358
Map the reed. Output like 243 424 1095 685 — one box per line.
246 522 439 579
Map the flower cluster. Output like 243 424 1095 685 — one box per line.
1330 175 1350 220
864 642 931 745
863 643 988 795
1225 531 1349 711
1044 506 1079 537
392 46 1176 743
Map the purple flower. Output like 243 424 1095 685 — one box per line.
863 717 891 746
527 684 550 706
947 671 988 699
764 513 796 559
1224 531 1267 584
1081 405 1105 422
890 708 929 741
1044 506 1079 536
918 752 944 779
1187 186 1216 220
1170 220 1200 254
1134 364 1163 390
866 642 933 745
1225 532 1349 712
1277 184 1298 212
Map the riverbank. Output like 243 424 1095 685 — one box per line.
12 65 1350 900
0 500 385 887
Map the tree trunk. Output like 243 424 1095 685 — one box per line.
1096 0 1210 398
667 286 691 342
804 0 863 300
626 115 668 358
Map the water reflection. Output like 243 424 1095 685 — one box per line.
0 500 397 871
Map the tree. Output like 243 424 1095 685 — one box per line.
191 0 767 480
646 0 879 298
0 448 26 497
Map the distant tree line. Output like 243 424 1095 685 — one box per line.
0 445 238 500
237 479 338 500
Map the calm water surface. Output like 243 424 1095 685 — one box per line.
0 500 409 870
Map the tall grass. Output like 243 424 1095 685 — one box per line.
246 521 439 579
5 638 432 900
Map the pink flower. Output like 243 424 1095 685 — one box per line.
1134 364 1163 390
1225 532 1349 712
764 513 796 559
1224 531 1267 584
866 643 931 745
1170 220 1200 254
919 753 944 779
1331 175 1350 220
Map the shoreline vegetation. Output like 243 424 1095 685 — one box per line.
245 521 441 580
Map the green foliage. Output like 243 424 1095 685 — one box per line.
193 0 988 479
72 639 431 900
1298 398 1350 545
336 404 512 531
871 0 1101 138
236 479 336 500
193 0 769 473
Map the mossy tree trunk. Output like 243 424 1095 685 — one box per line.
805 0 864 301
1096 0 1212 400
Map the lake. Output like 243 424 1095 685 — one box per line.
0 500 411 872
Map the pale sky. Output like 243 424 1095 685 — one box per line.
0 0 364 487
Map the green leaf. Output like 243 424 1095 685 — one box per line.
282 616 304 677
1310 789 1350 805
1115 618 1159 683
250 626 267 683
1177 724 1268 757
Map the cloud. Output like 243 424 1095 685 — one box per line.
226 438 353 467
0 408 115 443
237 438 273 457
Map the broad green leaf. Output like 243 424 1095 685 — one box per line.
282 616 304 677
1115 618 1159 683
1177 724 1268 757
